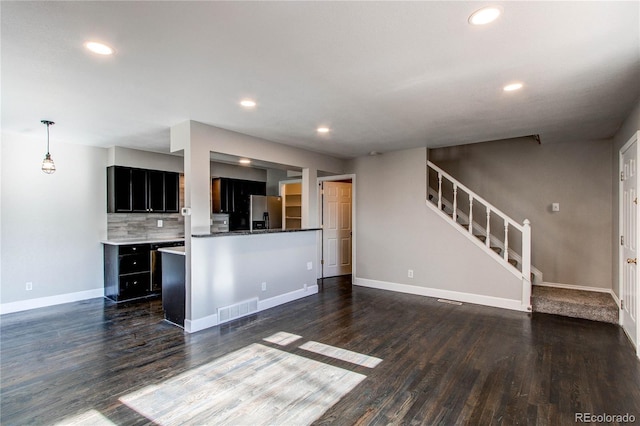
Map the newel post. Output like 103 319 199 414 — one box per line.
521 219 532 309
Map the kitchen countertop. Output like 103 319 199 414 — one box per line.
192 228 321 238
158 246 186 256
101 237 185 246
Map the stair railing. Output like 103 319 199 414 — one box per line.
428 161 531 309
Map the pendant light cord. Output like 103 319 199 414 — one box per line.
46 123 50 155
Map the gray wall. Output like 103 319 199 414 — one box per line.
349 147 522 302
108 146 184 173
210 162 267 182
612 98 640 297
1 133 107 304
267 169 288 196
429 138 613 289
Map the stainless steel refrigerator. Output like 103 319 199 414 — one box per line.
250 195 282 230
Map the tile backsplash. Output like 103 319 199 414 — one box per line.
107 213 184 240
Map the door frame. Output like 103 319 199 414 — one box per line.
619 130 640 357
317 174 356 281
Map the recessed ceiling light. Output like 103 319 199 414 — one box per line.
239 158 251 164
503 82 524 92
317 127 330 133
84 41 114 55
468 6 502 25
240 99 256 108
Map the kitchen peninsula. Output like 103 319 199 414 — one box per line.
185 227 320 332
148 228 320 331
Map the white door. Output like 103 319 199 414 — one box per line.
322 181 352 277
621 134 639 355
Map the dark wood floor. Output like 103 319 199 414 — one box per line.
2 276 639 425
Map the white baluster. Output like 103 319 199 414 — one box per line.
437 173 442 210
503 219 509 261
452 183 458 222
522 219 532 308
485 207 491 247
468 194 474 233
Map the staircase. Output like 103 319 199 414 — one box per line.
427 160 620 324
427 161 532 311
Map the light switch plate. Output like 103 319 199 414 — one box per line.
552 203 560 212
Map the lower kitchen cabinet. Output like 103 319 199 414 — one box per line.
103 241 183 302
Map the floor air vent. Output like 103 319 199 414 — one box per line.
218 298 259 324
437 299 463 306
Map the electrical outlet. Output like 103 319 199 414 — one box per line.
304 283 308 292
157 219 163 227
307 261 313 270
408 269 414 278
261 282 267 291
26 282 33 291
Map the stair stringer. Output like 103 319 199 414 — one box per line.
427 187 543 284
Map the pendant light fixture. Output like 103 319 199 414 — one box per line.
41 120 56 174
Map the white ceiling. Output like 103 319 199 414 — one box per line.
2 1 639 159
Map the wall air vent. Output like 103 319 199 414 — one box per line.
217 298 259 324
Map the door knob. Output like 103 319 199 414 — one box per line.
627 258 637 264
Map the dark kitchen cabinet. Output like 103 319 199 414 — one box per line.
131 168 148 212
104 240 183 302
104 243 152 302
164 172 179 212
147 170 165 212
113 167 132 211
212 178 231 213
212 178 266 230
107 166 179 213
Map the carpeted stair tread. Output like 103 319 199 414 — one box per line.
532 285 618 324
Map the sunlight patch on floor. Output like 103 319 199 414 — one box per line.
263 331 302 346
119 343 365 425
54 409 117 426
299 341 383 368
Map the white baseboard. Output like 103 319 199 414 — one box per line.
610 291 621 309
184 314 219 333
0 288 105 315
185 285 319 333
353 277 527 312
258 284 319 312
536 281 620 308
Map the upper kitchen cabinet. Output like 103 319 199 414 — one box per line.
107 166 179 213
211 178 266 214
